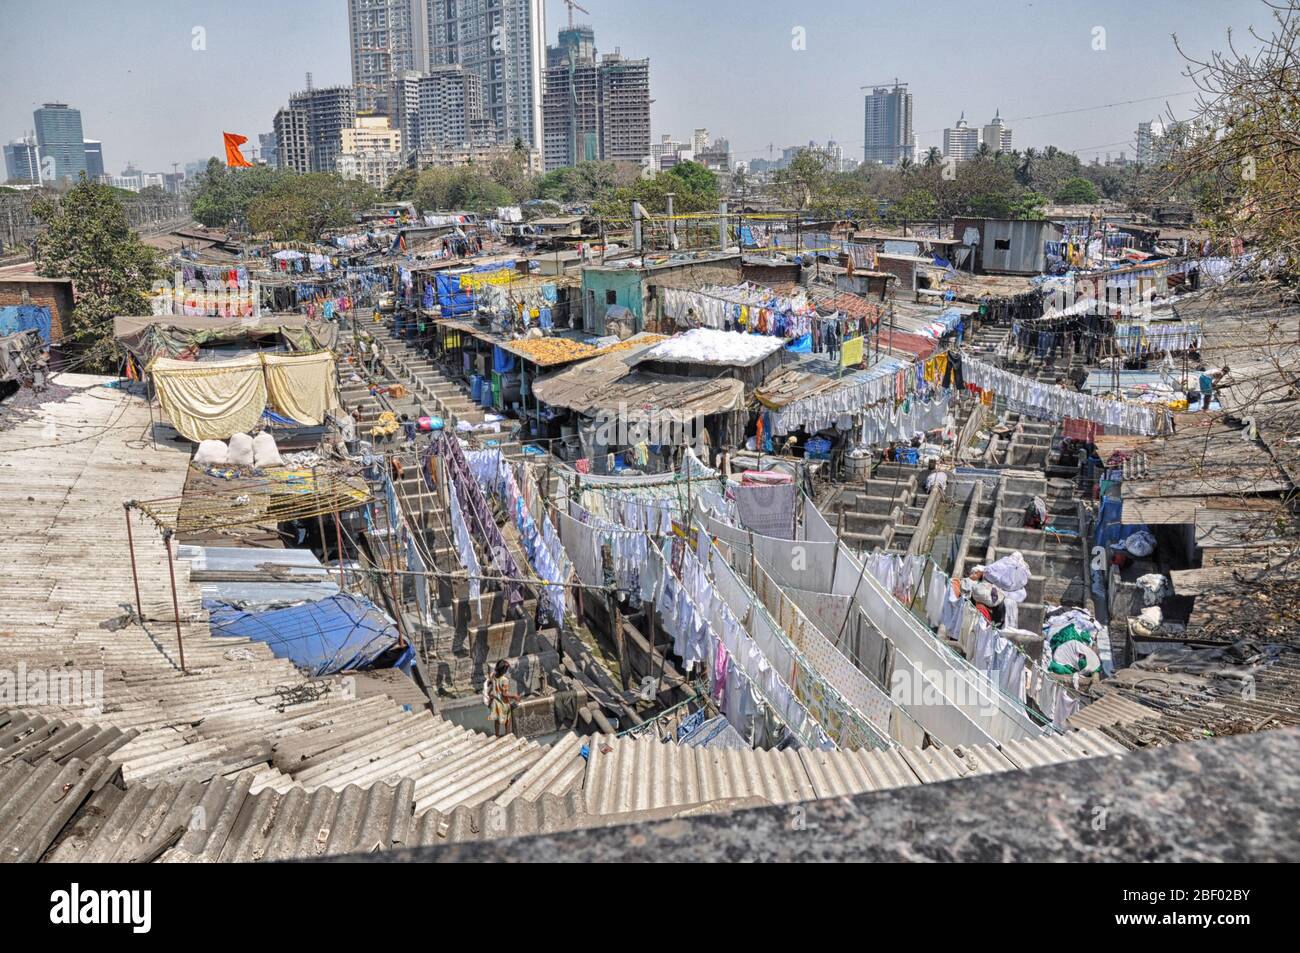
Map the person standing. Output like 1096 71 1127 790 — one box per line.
485 659 518 737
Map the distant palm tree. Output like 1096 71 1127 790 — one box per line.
898 156 914 173
976 142 992 160
1043 145 1060 160
923 146 942 167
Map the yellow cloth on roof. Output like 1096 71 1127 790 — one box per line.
151 355 266 441
263 351 339 426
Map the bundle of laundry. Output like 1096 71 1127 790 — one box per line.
1046 623 1098 675
981 551 1031 592
192 431 283 468
1136 572 1170 606
1042 606 1108 677
1120 529 1157 558
978 551 1030 629
1128 605 1164 639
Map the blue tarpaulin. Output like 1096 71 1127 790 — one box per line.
785 332 812 353
0 305 52 345
205 591 414 676
492 345 517 372
435 272 475 316
1093 495 1149 549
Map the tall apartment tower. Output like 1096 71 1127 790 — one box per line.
33 103 88 181
273 107 311 173
862 84 912 166
599 53 650 165
392 65 494 159
542 26 649 171
82 140 105 179
4 137 40 183
348 0 428 114
425 0 546 148
548 24 594 66
981 110 1013 153
943 113 979 162
258 132 278 166
273 86 356 173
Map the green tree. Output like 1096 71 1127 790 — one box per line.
593 160 719 217
536 160 640 203
383 167 418 201
887 188 938 223
33 176 161 370
772 149 834 211
1053 176 1101 204
247 173 377 240
190 158 291 228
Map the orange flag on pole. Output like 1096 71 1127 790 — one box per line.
223 132 253 168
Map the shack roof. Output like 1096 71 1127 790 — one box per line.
113 314 338 359
531 332 744 417
0 262 73 285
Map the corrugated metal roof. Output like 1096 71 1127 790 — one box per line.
1067 695 1161 731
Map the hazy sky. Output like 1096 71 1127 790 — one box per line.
0 0 1269 175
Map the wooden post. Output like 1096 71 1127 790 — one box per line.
648 581 663 699
611 594 627 691
833 499 845 585
332 491 347 589
748 530 756 588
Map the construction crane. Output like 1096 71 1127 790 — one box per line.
563 0 590 28
859 78 907 90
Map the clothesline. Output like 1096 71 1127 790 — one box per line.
961 354 1171 435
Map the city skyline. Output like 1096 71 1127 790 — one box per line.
0 0 1270 176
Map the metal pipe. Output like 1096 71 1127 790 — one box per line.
123 503 144 622
163 532 187 673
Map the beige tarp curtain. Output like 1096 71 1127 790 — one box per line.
151 352 339 441
263 351 340 427
153 355 267 441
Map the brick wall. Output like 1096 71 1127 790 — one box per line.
873 255 915 291
0 280 73 343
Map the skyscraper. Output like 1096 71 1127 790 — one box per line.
863 84 912 166
274 86 357 173
981 111 1012 153
82 140 104 179
348 0 427 114
3 137 40 183
548 24 594 67
943 113 979 162
393 65 494 161
426 0 546 147
258 132 278 166
1135 120 1169 165
541 27 649 171
33 103 88 181
273 106 311 173
598 53 650 166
